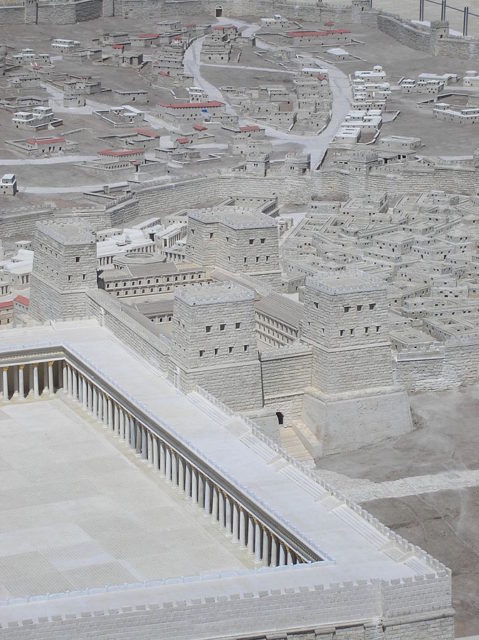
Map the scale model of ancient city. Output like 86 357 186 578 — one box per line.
0 0 479 638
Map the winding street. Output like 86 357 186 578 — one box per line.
183 16 352 168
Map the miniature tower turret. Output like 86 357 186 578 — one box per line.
29 221 97 322
169 281 263 411
299 270 412 455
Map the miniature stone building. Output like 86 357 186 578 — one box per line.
185 207 281 289
168 281 263 411
29 221 97 321
300 271 412 455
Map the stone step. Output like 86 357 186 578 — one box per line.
287 421 322 460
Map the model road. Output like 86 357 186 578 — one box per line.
183 16 352 168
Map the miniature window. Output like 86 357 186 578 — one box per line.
229 346 233 353
339 329 344 336
376 326 380 332
244 257 247 264
365 327 369 334
357 305 362 311
209 232 214 238
260 238 265 243
243 345 248 352
265 256 269 262
235 322 241 329
199 350 204 357
68 275 72 281
256 257 259 263
314 302 319 309
214 348 218 355
206 325 211 333
249 239 254 245
75 257 80 262
350 329 354 335
369 303 376 310
220 324 225 331
344 306 350 313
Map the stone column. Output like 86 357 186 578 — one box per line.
254 522 262 563
160 442 166 476
32 363 40 398
152 436 158 470
218 491 225 528
178 457 184 490
107 399 113 430
93 387 98 418
185 464 191 498
271 537 278 567
18 365 25 399
239 509 246 548
247 516 255 554
232 504 239 543
72 369 77 400
48 361 54 395
82 377 87 409
212 487 218 521
67 365 72 396
141 427 147 460
262 529 270 564
148 432 153 464
225 497 232 535
171 451 177 485
62 362 67 392
198 474 205 508
165 447 172 482
204 479 211 515
191 469 198 503
2 367 8 401
279 544 286 566
130 418 136 449
287 549 293 565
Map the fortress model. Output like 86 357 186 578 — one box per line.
0 219 454 639
1 0 479 636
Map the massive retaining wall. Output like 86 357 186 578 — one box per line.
87 288 170 370
358 8 479 60
320 164 478 198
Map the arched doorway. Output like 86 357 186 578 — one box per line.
276 411 284 426
215 5 222 17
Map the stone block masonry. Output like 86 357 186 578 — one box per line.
29 221 97 322
169 281 264 411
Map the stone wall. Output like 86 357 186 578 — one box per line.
0 5 24 24
87 289 170 370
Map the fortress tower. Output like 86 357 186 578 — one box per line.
299 271 412 455
185 208 281 289
29 221 97 322
169 281 263 411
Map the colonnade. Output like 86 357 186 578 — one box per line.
62 361 305 568
0 360 59 401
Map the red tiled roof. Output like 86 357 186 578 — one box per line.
239 125 261 132
137 33 159 39
287 29 351 37
193 123 207 131
98 148 144 157
213 24 237 30
158 70 170 77
14 294 29 306
134 128 159 138
158 100 224 109
26 136 65 145
0 301 13 310
112 43 125 49
176 137 191 144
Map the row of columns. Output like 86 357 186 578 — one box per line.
63 361 303 568
1 360 57 401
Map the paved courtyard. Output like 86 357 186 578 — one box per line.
0 398 253 600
